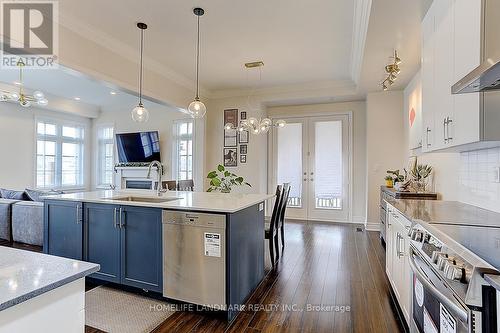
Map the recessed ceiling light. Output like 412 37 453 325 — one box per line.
74 97 81 101
110 91 117 95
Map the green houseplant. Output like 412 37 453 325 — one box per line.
410 164 433 192
384 175 394 188
386 169 405 183
207 164 251 193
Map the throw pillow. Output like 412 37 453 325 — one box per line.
25 188 64 202
0 188 28 200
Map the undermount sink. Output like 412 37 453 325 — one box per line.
107 196 179 203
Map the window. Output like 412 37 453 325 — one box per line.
96 125 114 188
36 119 85 189
173 120 194 181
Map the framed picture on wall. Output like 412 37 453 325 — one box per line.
239 130 249 144
224 109 238 127
240 111 247 120
223 109 238 147
240 144 247 154
223 148 238 167
240 155 247 163
224 130 237 147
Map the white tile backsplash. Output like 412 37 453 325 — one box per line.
459 147 500 212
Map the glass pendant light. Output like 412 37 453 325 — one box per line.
187 8 206 118
131 22 149 123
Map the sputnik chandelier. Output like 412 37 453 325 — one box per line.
224 61 286 135
0 60 48 108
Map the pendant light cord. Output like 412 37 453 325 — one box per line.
195 15 201 99
17 59 25 96
19 63 23 95
139 28 144 105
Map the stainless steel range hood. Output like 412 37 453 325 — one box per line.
452 0 500 94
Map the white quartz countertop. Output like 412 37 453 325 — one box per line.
0 246 99 311
44 190 274 213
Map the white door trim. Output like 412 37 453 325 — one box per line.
267 111 353 223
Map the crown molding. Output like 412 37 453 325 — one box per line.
209 79 357 100
350 0 372 86
58 13 210 97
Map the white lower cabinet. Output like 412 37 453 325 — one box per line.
385 204 412 324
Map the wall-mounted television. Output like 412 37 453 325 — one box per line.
116 131 161 163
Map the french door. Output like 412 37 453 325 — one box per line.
272 115 350 222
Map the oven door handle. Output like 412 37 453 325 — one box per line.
409 248 468 323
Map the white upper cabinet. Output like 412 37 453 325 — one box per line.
420 0 492 152
405 71 423 151
452 0 482 146
421 7 435 153
433 0 455 150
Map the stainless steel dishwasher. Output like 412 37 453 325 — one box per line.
162 210 226 308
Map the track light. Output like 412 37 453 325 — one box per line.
381 50 402 91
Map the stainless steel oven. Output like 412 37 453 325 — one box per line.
409 223 499 333
410 247 470 333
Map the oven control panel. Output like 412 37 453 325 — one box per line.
410 225 468 284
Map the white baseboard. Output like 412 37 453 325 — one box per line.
284 216 364 225
352 215 366 224
365 222 381 231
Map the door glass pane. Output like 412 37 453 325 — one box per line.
314 121 342 210
277 123 302 207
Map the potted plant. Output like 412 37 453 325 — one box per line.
410 164 433 193
384 175 394 188
387 170 405 184
207 164 251 193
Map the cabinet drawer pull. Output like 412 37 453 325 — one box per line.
113 208 118 228
426 127 432 147
119 207 124 228
446 117 453 141
443 118 448 143
396 233 400 256
76 204 81 224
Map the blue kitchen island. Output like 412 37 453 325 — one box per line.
43 189 272 321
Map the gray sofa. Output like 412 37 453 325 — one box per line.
0 188 60 247
0 198 20 241
12 201 44 246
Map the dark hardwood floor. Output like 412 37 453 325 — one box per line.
0 239 42 252
1 221 403 333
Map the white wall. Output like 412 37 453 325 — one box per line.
92 105 204 191
0 103 92 191
366 91 405 229
205 97 268 194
